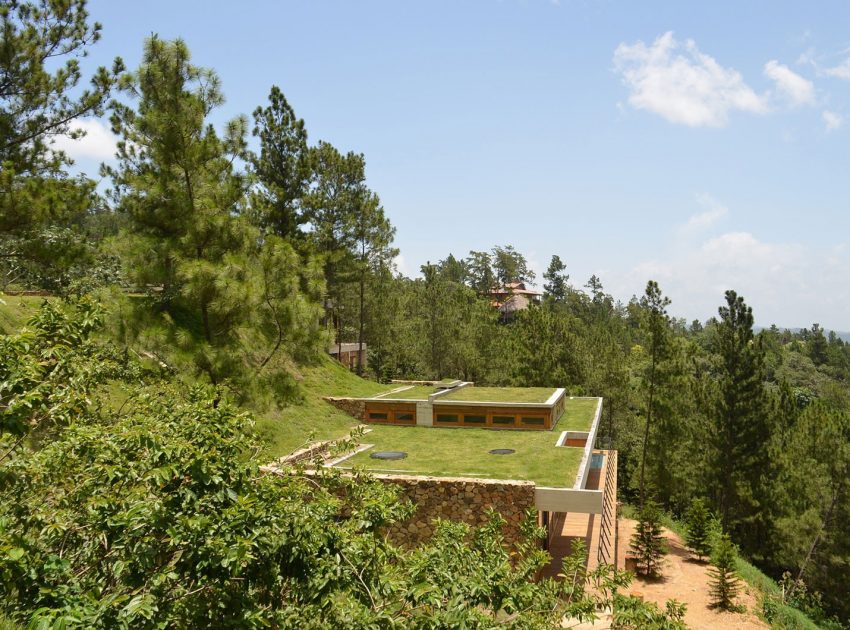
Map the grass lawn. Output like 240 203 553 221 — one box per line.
378 385 437 400
556 398 600 432
336 424 584 487
441 386 556 404
257 358 390 458
0 295 52 334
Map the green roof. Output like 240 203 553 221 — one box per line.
378 385 437 400
334 424 583 487
439 386 556 404
555 398 599 432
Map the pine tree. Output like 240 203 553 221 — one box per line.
685 498 712 561
710 290 772 552
248 86 311 240
637 280 672 507
708 533 742 610
106 37 253 386
629 499 667 577
543 255 569 302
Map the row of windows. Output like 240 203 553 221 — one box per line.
434 412 548 429
366 406 416 425
364 405 552 430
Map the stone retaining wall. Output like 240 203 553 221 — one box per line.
374 474 536 548
324 397 366 421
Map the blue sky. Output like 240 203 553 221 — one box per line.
63 0 850 329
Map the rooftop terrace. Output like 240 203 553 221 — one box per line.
552 397 598 432
334 424 583 488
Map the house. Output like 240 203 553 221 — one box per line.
329 342 367 371
322 381 619 575
489 282 542 318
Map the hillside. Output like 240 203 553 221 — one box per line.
0 295 387 460
256 357 389 457
0 295 52 334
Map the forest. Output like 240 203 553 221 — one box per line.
2 1 849 628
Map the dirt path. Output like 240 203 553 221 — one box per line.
618 518 768 630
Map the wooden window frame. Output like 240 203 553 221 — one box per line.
432 405 552 430
365 402 417 425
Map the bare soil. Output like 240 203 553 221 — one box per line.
618 518 768 630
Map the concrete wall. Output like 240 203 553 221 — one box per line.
323 397 366 421
372 473 537 548
415 401 433 426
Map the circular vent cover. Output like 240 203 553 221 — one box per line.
370 451 408 460
489 448 516 455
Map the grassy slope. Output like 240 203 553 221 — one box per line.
0 295 52 334
337 424 583 487
257 357 390 458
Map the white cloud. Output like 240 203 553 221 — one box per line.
608 213 849 328
393 254 410 277
824 57 850 81
679 193 728 235
613 32 768 127
823 110 843 131
764 60 815 106
51 118 117 161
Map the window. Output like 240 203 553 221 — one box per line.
463 414 486 424
436 413 458 424
521 416 545 426
369 412 389 420
492 415 515 425
395 412 414 422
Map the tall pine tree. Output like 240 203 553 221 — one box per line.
106 37 252 385
709 290 772 555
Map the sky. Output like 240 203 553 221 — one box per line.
61 0 850 330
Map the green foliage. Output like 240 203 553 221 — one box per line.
0 0 122 176
611 595 688 629
636 280 672 506
629 499 667 577
0 0 125 293
509 305 586 387
491 244 535 286
709 532 743 610
0 298 132 439
684 498 713 561
106 39 326 396
248 86 311 240
710 290 772 552
542 254 569 302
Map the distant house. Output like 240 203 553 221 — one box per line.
329 342 367 371
489 282 542 318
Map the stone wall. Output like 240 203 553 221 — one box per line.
373 474 537 548
324 397 366 421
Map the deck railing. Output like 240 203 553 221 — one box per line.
596 450 618 566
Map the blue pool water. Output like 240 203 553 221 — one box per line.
590 453 604 469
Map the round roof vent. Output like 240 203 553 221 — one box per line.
370 451 408 460
488 448 516 455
